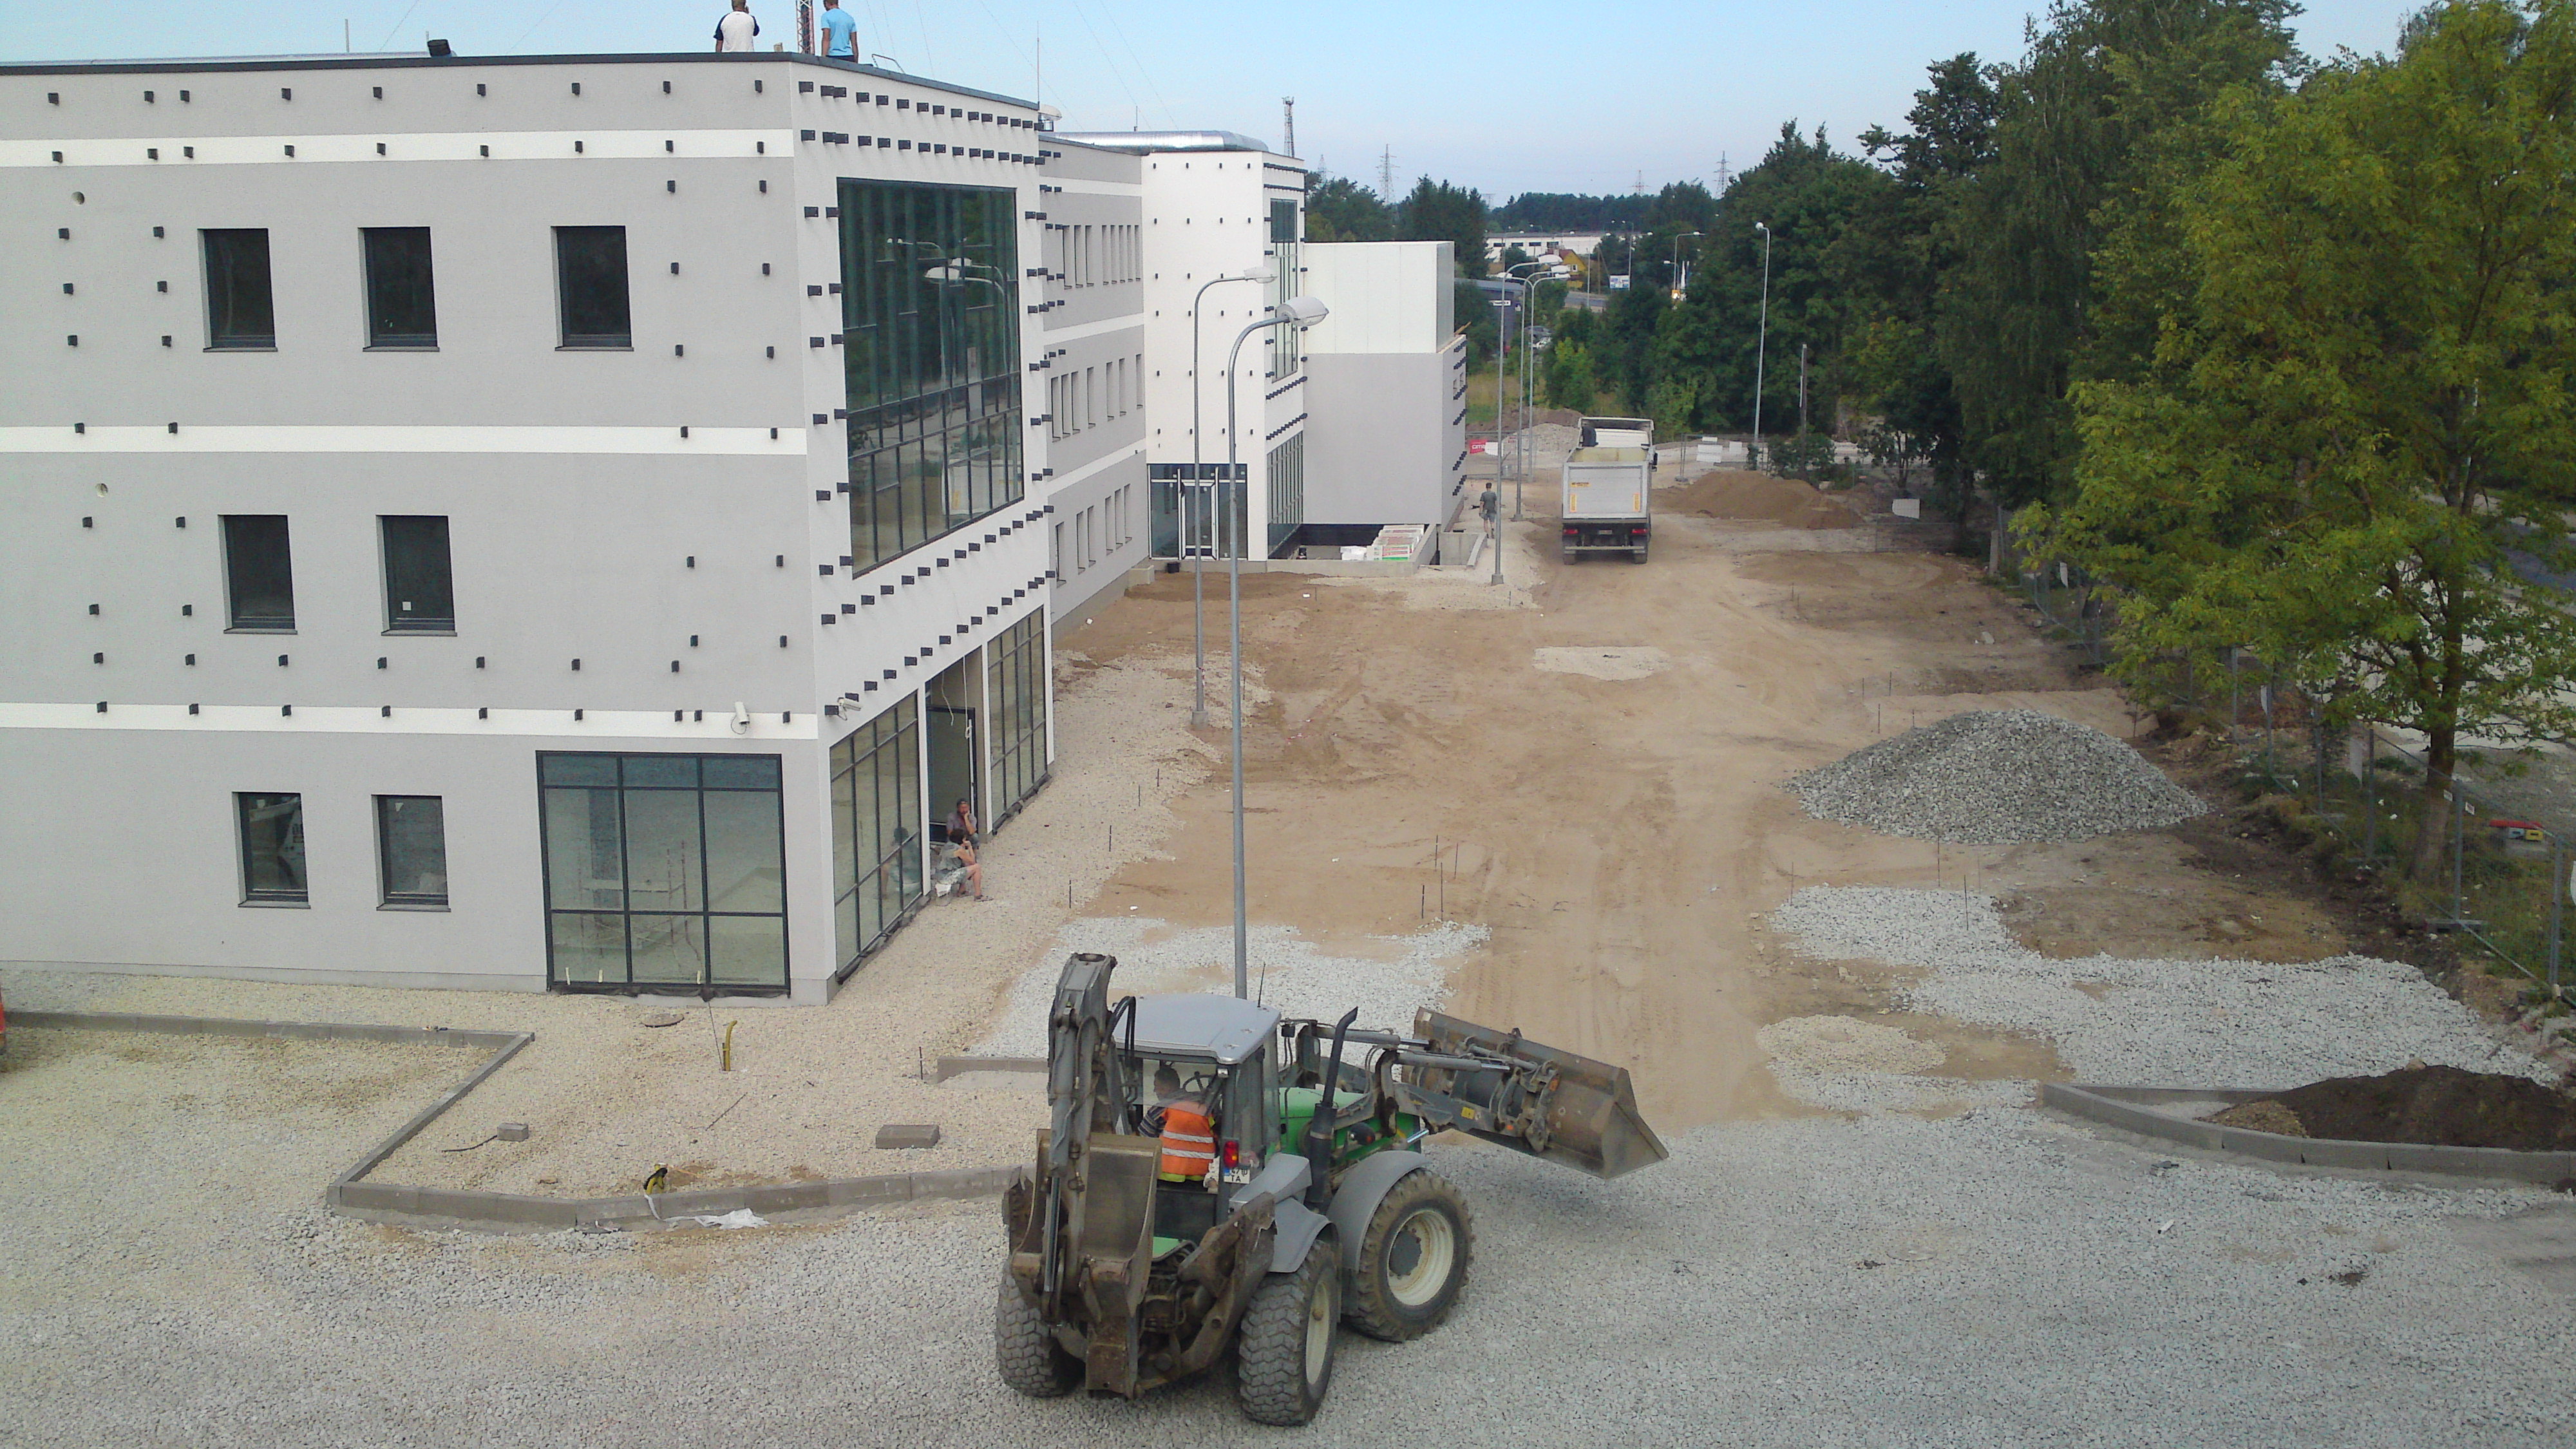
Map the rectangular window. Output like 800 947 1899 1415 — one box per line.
554 225 632 348
202 229 276 349
985 612 1050 829
362 226 437 348
838 180 1023 573
829 697 925 976
538 753 788 992
376 795 448 906
380 515 455 632
236 791 307 904
1267 199 1303 379
1267 431 1306 556
222 515 295 631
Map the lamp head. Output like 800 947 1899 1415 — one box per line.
1240 270 1278 285
1280 295 1329 325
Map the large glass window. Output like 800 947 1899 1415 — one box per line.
362 227 437 348
380 515 455 632
1267 432 1305 557
554 225 631 348
1267 199 1302 379
538 753 788 992
376 795 448 906
839 180 1023 573
222 515 295 631
202 229 276 350
829 698 924 976
986 613 1050 828
236 791 306 903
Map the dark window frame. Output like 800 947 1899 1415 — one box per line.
379 515 456 634
553 225 633 349
375 795 450 908
202 228 277 350
220 514 296 633
235 791 308 905
361 226 439 349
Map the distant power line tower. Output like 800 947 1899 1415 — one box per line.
1716 152 1731 193
1282 97 1296 158
1378 146 1396 200
1633 169 1645 195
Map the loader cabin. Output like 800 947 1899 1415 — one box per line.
1119 994 1416 1252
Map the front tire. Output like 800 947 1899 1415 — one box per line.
1343 1171 1475 1341
1236 1236 1341 1426
995 1276 1080 1398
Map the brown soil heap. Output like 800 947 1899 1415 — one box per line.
2206 1099 2309 1137
2216 1064 2576 1152
1663 469 1859 529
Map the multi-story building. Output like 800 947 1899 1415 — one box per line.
0 50 1459 1005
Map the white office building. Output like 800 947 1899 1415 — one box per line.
0 50 1460 1003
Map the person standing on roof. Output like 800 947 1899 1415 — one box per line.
819 0 858 59
714 0 760 52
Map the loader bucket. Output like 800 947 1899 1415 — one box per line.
1411 1010 1670 1179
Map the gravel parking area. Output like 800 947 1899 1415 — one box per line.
4 1018 2568 1448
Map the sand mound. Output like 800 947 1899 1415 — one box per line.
1663 469 1858 529
1786 708 2208 845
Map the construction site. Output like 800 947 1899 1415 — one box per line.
6 448 2575 1447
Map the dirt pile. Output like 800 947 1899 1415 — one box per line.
1665 469 1859 529
2210 1063 2576 1152
1786 709 2209 845
2208 1099 2309 1136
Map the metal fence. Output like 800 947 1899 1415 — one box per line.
2240 722 2566 999
2021 558 2110 667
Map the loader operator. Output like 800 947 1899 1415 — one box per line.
1145 1064 1217 1184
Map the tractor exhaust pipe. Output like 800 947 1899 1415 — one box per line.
1302 1008 1359 1208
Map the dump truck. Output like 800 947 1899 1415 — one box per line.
1562 415 1654 564
998 952 1666 1425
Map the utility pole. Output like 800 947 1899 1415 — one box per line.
1282 97 1296 158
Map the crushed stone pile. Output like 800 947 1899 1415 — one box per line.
1787 708 2206 844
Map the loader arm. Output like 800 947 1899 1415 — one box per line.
1395 1010 1669 1179
1032 952 1133 1313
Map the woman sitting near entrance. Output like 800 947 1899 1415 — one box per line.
951 835 987 902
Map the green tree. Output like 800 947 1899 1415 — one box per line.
1397 178 1492 276
2049 0 2576 880
1305 173 1391 242
1938 0 2301 508
1546 339 1600 411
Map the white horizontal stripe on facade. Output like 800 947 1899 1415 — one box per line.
1036 315 1149 345
1 129 799 168
1045 180 1144 198
1046 444 1145 492
0 702 820 740
0 426 808 456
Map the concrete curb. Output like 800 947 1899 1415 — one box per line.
20 1009 1022 1234
2041 1082 2576 1184
933 1054 1047 1081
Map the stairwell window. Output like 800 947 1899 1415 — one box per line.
362 227 438 348
554 225 632 348
202 229 276 349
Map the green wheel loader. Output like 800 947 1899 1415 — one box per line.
998 951 1668 1426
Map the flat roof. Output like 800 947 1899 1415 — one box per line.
1126 994 1280 1066
0 50 1037 111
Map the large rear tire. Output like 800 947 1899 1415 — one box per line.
1343 1170 1475 1341
1236 1237 1341 1426
995 1276 1080 1398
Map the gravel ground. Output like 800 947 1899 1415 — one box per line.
5 1018 2570 1448
1771 886 2548 1090
1788 709 2208 845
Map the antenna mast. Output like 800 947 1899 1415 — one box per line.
1378 145 1395 199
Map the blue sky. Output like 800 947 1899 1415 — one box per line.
3 1 2430 199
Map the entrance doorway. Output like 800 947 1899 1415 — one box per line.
927 654 980 844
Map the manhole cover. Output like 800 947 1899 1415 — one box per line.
639 1012 685 1028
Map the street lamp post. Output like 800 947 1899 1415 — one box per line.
1671 231 1702 299
1221 295 1330 998
1752 221 1774 471
1502 260 1570 520
1186 270 1274 728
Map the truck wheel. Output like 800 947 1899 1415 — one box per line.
1343 1171 1474 1341
994 1275 1080 1398
1236 1236 1341 1426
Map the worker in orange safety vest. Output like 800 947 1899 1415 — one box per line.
1146 1064 1217 1184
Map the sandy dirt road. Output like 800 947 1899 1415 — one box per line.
1069 473 2156 1132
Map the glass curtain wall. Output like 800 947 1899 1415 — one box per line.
841 180 1023 573
1266 200 1302 379
985 613 1050 828
1266 433 1306 557
539 754 788 993
829 697 925 976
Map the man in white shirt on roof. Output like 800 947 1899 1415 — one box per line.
714 1 760 52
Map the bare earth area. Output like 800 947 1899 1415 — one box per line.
4 471 2572 1446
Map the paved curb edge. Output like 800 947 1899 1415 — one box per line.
19 1009 1021 1233
2040 1081 2576 1184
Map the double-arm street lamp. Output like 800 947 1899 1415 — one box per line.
1220 294 1331 998
1186 270 1276 728
1501 260 1571 519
